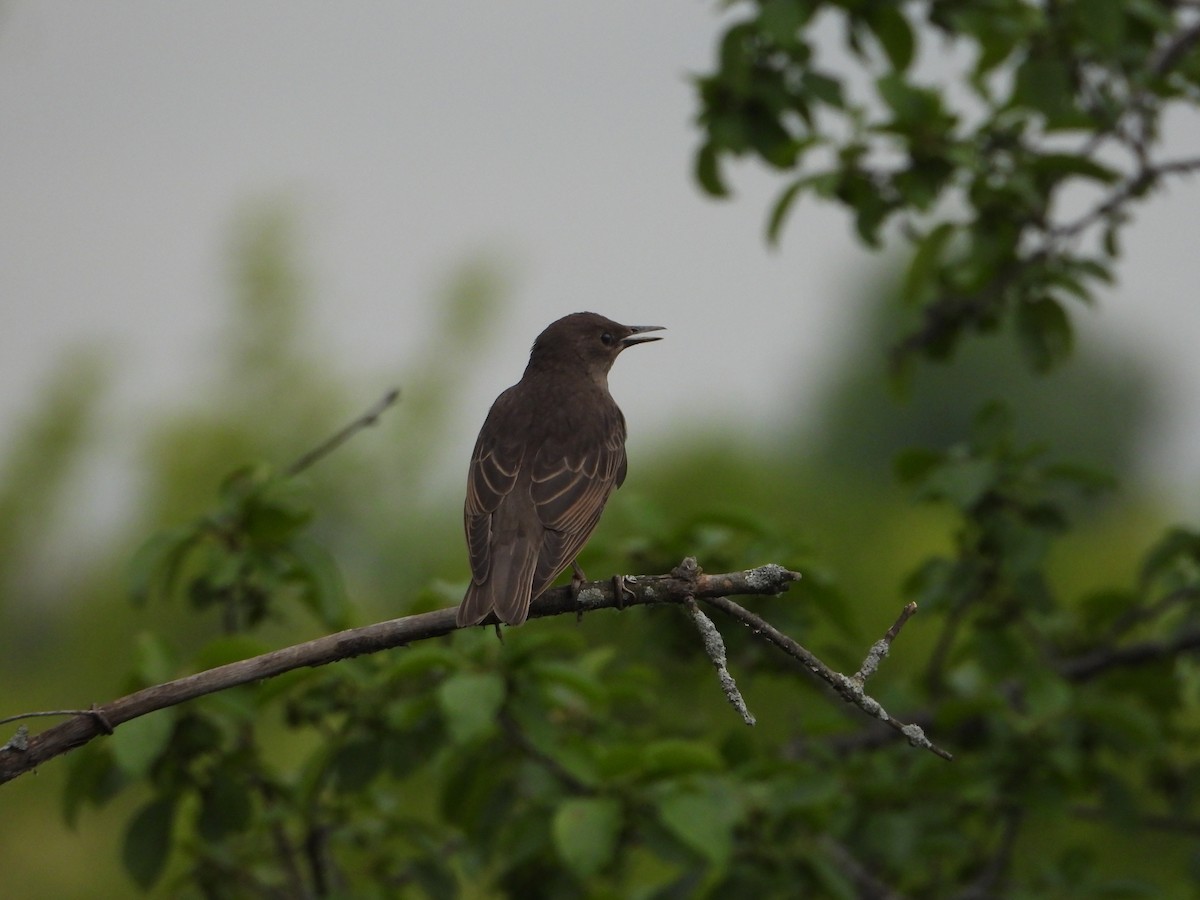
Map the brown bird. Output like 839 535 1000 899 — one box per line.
457 312 664 627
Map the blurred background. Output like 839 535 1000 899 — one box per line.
1 2 1196 894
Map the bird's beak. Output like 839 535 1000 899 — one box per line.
621 325 666 347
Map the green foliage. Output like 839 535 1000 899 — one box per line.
804 264 1158 480
6 9 1200 897
695 0 1200 370
128 463 348 633
57 392 1200 896
0 350 109 598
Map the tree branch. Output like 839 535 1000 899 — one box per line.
1057 626 1200 681
284 387 400 477
702 595 953 760
0 562 805 784
684 595 756 726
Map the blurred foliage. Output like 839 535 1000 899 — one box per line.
695 0 1200 378
804 267 1160 479
2 3 1200 897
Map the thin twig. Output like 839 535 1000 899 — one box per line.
1051 156 1200 243
0 709 100 726
703 596 954 761
852 601 918 685
1057 627 1200 681
1103 586 1200 640
0 707 113 733
684 596 756 725
284 388 401 477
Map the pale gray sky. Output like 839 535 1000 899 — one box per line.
2 3 1198 507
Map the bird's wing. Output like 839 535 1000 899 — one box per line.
464 417 524 585
528 407 627 597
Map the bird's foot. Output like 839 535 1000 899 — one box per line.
612 574 635 610
571 561 588 623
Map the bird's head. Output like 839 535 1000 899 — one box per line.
529 312 664 384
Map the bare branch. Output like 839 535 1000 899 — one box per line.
1103 585 1200 640
0 562 800 784
1057 627 1200 681
1149 18 1200 78
684 596 756 726
852 601 918 685
1052 156 1200 243
702 596 953 761
284 387 401 478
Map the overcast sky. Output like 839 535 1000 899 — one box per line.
2 3 1199 509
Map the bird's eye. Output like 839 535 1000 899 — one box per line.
601 332 615 346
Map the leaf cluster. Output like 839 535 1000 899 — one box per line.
695 0 1200 373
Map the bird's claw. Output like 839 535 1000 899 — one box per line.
571 561 588 623
612 574 635 610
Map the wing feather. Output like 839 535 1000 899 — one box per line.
527 404 627 596
463 391 526 585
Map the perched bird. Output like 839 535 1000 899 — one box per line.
457 312 664 627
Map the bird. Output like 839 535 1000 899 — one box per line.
456 312 664 627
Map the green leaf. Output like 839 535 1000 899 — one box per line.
758 0 806 45
1044 462 1117 496
62 745 123 828
133 631 176 686
867 5 916 71
1016 297 1073 372
1012 57 1077 127
747 110 798 168
1021 671 1073 725
803 71 844 108
901 222 956 306
973 18 1022 78
122 796 176 890
218 463 272 506
551 797 623 879
128 527 198 606
331 738 385 792
111 710 175 779
655 782 742 868
197 775 253 840
970 401 1013 450
437 672 505 743
528 659 607 706
893 447 946 486
919 456 998 509
437 744 515 832
1139 527 1200 587
876 73 942 127
1032 153 1120 185
244 475 314 543
805 848 859 900
388 645 461 680
638 739 724 779
1077 0 1125 52
288 536 349 629
767 176 814 246
409 860 459 900
695 142 729 198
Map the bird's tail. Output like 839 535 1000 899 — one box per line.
456 543 539 627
